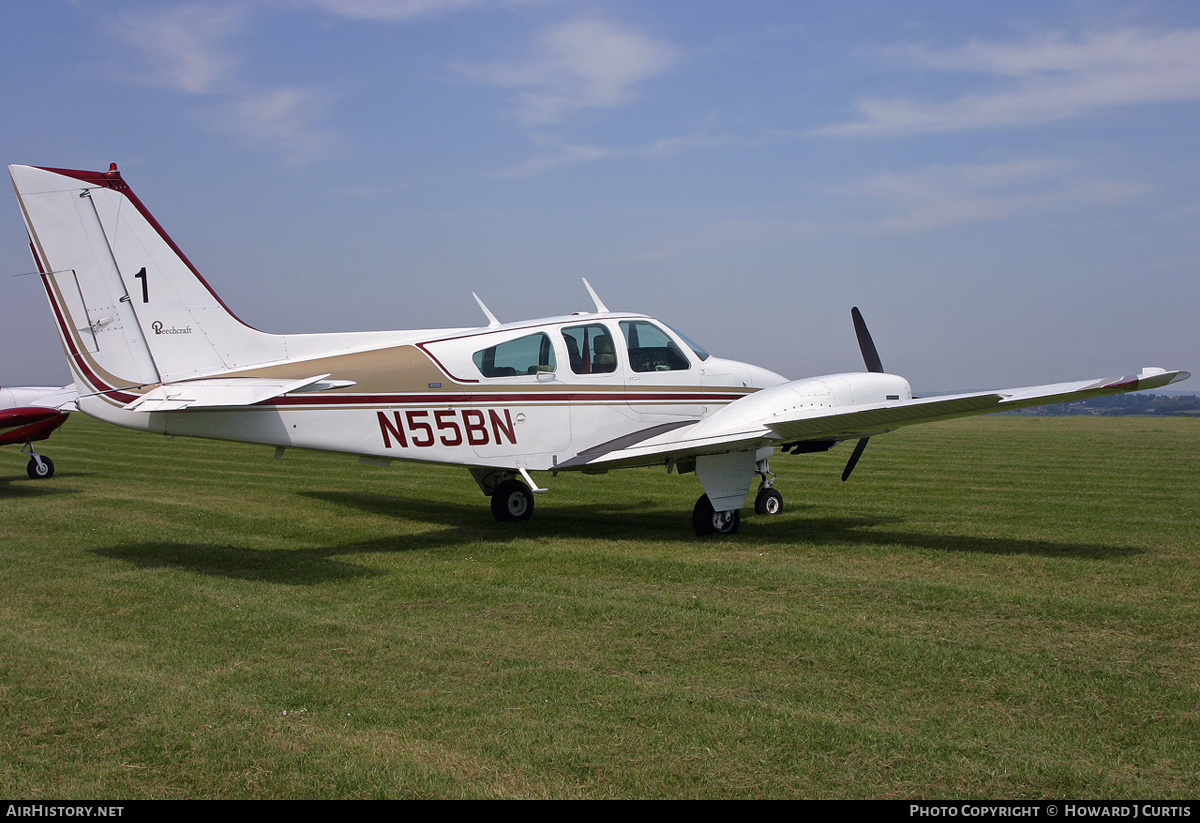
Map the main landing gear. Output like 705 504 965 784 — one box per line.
472 468 537 523
22 444 55 480
692 457 784 536
477 457 785 536
692 494 740 536
490 478 534 522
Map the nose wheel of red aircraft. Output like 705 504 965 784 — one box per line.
26 456 54 479
491 478 534 522
21 444 55 480
692 494 740 536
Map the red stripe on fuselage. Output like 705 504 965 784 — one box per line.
266 390 750 407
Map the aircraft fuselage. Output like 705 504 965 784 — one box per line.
69 311 789 474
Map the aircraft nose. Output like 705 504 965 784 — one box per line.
746 364 788 389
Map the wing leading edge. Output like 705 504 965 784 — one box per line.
558 367 1191 472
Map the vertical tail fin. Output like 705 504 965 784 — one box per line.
9 164 283 395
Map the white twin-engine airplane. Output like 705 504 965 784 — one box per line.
8 163 1190 535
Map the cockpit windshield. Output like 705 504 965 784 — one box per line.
664 323 710 361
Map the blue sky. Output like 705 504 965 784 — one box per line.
1 0 1196 392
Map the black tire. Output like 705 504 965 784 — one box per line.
754 487 783 516
27 456 54 480
692 493 740 536
490 478 534 522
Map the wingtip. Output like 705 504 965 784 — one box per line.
1136 368 1190 389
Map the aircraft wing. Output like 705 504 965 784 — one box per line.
123 374 352 412
558 367 1190 472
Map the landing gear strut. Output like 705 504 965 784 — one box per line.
753 455 783 515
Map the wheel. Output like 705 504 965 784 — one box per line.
26 456 55 480
754 487 783 516
490 478 534 522
692 494 740 536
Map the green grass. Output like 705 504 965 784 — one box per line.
1 415 1197 798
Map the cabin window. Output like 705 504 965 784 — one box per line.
561 324 619 374
619 321 690 372
472 332 556 378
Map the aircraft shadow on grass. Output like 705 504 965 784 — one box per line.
307 490 1144 560
90 491 1141 585
0 472 84 496
91 541 384 585
90 492 687 585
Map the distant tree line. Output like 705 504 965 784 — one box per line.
1007 393 1200 416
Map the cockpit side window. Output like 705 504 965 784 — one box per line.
472 332 556 378
620 320 691 372
561 324 618 374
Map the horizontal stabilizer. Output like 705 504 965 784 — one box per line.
123 374 349 412
26 385 78 411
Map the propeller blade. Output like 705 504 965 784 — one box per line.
841 437 870 482
851 307 884 373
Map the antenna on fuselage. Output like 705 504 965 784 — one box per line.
582 278 609 313
472 292 501 329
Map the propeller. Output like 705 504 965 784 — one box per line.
841 436 870 482
851 306 883 374
843 307 882 482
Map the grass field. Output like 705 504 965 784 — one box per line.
1 414 1197 799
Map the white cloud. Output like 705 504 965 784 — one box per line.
282 0 487 20
107 5 248 93
494 130 749 178
212 87 337 165
838 159 1149 233
638 157 1149 260
459 18 680 126
815 28 1200 137
102 4 337 164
